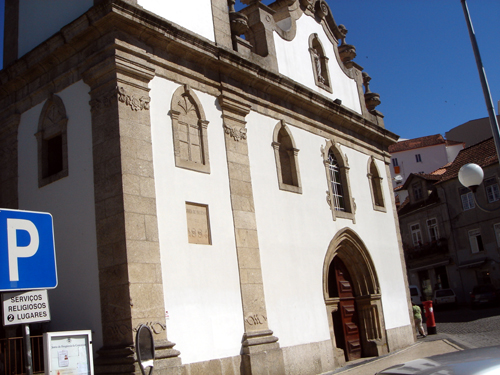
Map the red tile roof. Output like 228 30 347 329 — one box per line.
437 137 498 184
389 134 445 153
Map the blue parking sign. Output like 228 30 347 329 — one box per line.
0 209 57 291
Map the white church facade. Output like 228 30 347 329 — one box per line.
1 0 414 374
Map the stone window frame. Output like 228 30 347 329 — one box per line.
322 139 354 221
308 33 332 93
35 94 69 188
367 156 386 212
272 120 302 194
170 85 210 174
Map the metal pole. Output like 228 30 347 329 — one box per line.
22 323 33 375
461 0 500 158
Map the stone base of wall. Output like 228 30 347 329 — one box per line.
165 340 336 375
386 324 415 352
282 340 337 375
178 355 242 375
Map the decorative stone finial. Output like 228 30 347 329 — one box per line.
228 0 250 36
362 72 381 111
338 24 348 45
338 25 356 64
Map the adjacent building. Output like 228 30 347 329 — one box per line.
388 134 464 202
0 1 414 374
398 137 500 304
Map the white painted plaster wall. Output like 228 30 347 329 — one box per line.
138 0 215 42
18 0 93 58
446 144 464 164
274 15 362 114
17 81 102 351
245 112 410 348
150 77 244 364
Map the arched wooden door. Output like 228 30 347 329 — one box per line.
333 257 361 361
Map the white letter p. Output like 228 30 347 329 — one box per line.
7 218 39 282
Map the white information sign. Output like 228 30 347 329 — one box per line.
44 330 94 375
2 289 51 326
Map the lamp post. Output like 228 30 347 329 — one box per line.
458 1 500 210
461 0 500 158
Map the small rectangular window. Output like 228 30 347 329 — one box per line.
484 177 500 203
392 158 399 167
415 154 422 163
427 218 439 242
469 229 484 253
412 183 423 200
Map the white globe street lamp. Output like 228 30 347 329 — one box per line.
458 163 484 192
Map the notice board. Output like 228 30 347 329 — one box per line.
44 330 94 375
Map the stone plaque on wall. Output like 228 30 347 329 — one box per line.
186 202 211 245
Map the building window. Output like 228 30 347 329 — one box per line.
322 140 354 221
410 223 422 247
460 187 475 211
36 94 68 187
392 158 398 167
427 218 439 242
469 229 484 253
484 177 500 203
170 85 210 173
309 34 332 92
367 157 385 211
272 120 302 194
415 154 422 163
412 182 423 200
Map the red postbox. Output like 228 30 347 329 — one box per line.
423 300 436 335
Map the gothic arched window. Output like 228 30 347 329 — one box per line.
170 85 210 173
36 94 68 187
322 140 354 221
368 157 386 211
272 120 302 193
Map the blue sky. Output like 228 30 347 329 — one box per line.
1 1 499 141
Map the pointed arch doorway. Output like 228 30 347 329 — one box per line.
324 229 388 363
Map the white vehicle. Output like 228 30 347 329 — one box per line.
433 288 457 308
409 285 422 306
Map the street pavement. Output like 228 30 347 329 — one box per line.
320 305 500 375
